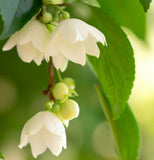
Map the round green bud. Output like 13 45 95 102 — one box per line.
42 12 52 23
60 99 79 120
62 77 75 90
52 82 69 100
62 11 70 20
45 100 54 110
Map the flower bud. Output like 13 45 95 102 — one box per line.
41 12 52 23
45 100 54 110
62 77 75 90
62 11 70 20
60 99 79 120
52 82 69 100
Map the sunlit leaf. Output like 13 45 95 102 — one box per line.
97 0 146 39
87 7 135 118
0 0 42 39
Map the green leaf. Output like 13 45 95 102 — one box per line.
0 152 4 159
95 85 140 160
87 7 135 118
97 0 146 39
0 0 42 40
139 0 152 12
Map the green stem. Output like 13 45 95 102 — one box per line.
56 70 63 82
50 3 65 14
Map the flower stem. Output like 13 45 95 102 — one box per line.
43 57 55 100
56 70 63 82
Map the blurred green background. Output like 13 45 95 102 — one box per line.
0 1 154 160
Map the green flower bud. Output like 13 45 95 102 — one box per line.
45 100 54 110
41 12 52 23
52 82 69 100
60 99 79 120
62 77 75 90
62 11 70 20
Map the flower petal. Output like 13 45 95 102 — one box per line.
33 51 44 65
53 53 68 72
17 42 43 65
18 129 29 149
43 112 66 136
29 128 47 158
2 31 19 51
60 39 86 66
59 19 88 43
44 131 63 156
20 112 44 136
18 19 50 52
84 35 100 58
48 33 61 57
88 25 107 46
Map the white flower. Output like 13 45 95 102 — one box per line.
3 19 51 65
48 18 107 71
19 111 66 158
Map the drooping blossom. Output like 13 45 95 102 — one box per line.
48 18 107 71
3 19 51 65
19 111 66 158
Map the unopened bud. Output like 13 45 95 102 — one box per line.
45 100 54 110
62 77 75 90
60 99 79 120
52 82 69 100
62 11 70 20
41 12 52 23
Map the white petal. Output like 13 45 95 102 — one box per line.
60 39 86 66
29 128 47 158
20 112 44 136
59 19 88 43
18 19 50 52
48 33 61 57
17 42 43 64
53 53 68 72
43 112 66 136
44 131 63 156
31 21 50 52
84 35 100 58
18 129 29 149
33 51 44 65
2 31 19 51
88 25 107 46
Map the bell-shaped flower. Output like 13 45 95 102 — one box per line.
18 111 66 158
3 19 51 65
48 18 107 71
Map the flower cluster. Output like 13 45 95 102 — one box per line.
3 2 106 71
19 76 79 158
2 0 107 158
47 77 79 127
